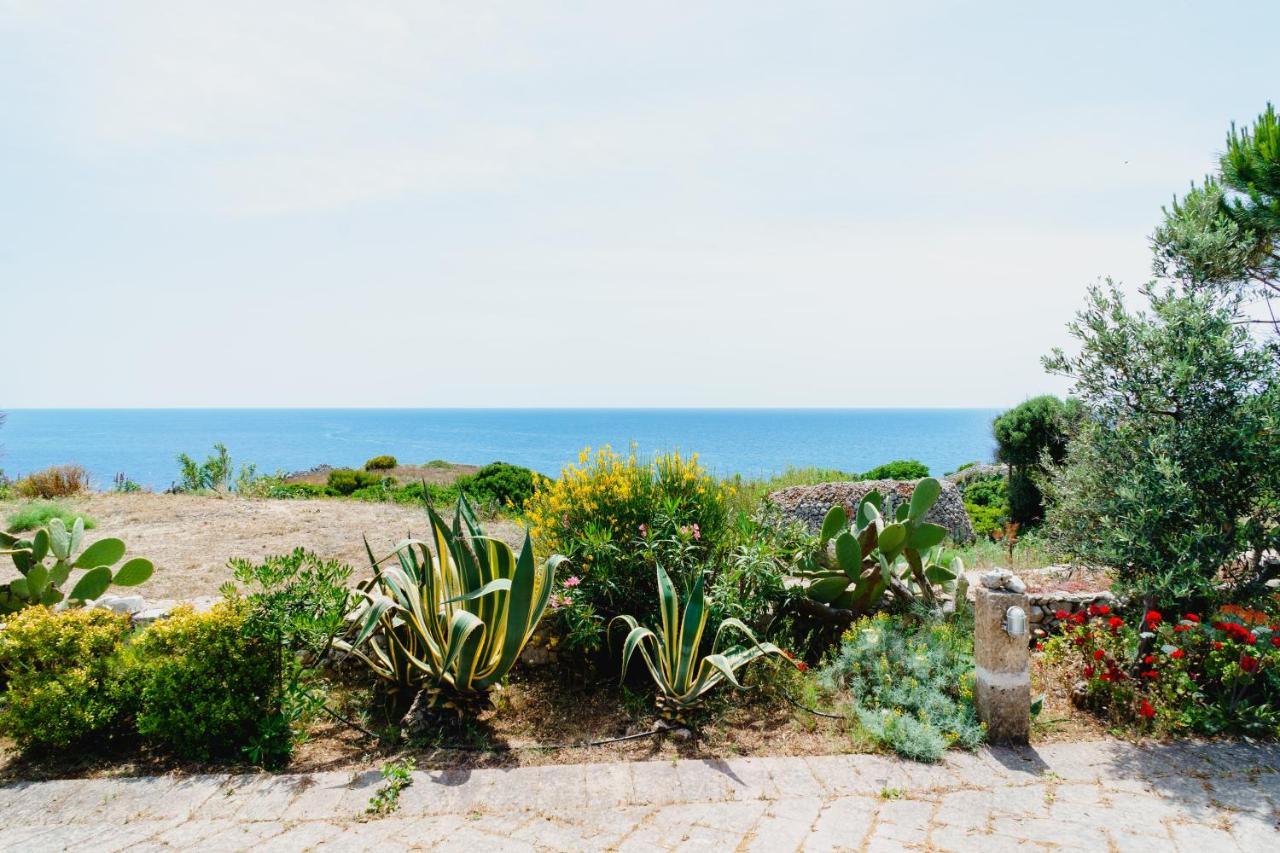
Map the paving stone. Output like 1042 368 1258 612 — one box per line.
742 797 823 853
1168 820 1243 852
12 740 1279 852
804 795 878 851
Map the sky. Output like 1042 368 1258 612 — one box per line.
2 1 1277 408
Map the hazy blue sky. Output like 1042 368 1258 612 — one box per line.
3 2 1277 407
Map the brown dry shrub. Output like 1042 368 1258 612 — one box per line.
15 464 90 499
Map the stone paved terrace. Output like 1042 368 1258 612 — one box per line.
5 740 1279 851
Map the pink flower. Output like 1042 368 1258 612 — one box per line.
563 576 581 589
691 523 701 541
638 524 648 537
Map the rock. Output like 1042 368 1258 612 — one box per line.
979 569 1025 594
770 478 976 544
89 595 147 615
944 463 1005 486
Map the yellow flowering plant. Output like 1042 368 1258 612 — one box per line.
524 446 735 651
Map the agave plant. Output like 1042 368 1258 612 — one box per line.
338 495 564 714
798 478 963 615
0 517 154 613
612 564 785 722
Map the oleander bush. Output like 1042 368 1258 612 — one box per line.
14 464 90 499
524 446 736 652
0 607 134 750
125 600 280 760
818 612 983 762
1043 600 1280 737
364 455 398 471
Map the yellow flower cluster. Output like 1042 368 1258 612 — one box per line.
523 445 730 557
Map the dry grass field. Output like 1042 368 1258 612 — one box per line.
0 493 523 600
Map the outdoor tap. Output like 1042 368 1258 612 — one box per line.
1004 606 1028 637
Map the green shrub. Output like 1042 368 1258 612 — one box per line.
734 466 860 504
957 474 1007 537
456 461 537 510
1044 602 1280 737
993 396 1080 526
15 464 90 499
5 502 96 533
126 601 278 760
364 455 398 471
226 549 354 767
0 607 134 749
267 482 330 500
326 468 382 496
818 613 983 762
861 460 929 481
525 447 735 652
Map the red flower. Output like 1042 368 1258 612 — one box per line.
1139 699 1156 719
1083 665 1095 678
1054 610 1069 620
1108 616 1124 631
794 660 809 673
1184 613 1200 623
1170 648 1186 660
1140 670 1159 679
1240 654 1259 674
1069 612 1087 625
1144 610 1162 627
1088 604 1111 617
1093 649 1105 661
1143 654 1155 665
1035 642 1044 652
1212 641 1224 650
1271 637 1280 648
1174 625 1193 633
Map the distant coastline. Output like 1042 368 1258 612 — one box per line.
0 408 1000 491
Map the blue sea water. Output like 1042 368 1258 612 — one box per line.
0 409 999 491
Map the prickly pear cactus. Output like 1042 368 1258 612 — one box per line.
798 478 964 615
0 518 154 613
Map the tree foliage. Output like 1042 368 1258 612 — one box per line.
992 395 1078 526
1153 103 1280 332
1043 281 1277 604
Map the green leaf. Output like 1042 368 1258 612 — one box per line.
924 564 957 584
31 529 49 563
70 518 85 555
878 523 907 556
909 523 948 551
48 517 70 560
1030 694 1045 717
834 531 861 577
10 577 30 600
819 506 847 543
68 567 112 601
113 558 154 586
74 538 126 569
909 478 942 521
809 575 850 604
26 563 49 597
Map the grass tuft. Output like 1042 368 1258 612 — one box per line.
5 502 96 533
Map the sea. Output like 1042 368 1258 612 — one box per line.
0 409 999 491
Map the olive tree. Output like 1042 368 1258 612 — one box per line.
1043 280 1277 606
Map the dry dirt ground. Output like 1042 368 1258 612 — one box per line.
0 493 523 600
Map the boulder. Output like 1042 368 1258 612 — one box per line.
769 478 976 544
944 463 1005 486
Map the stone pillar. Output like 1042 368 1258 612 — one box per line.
974 572 1030 744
